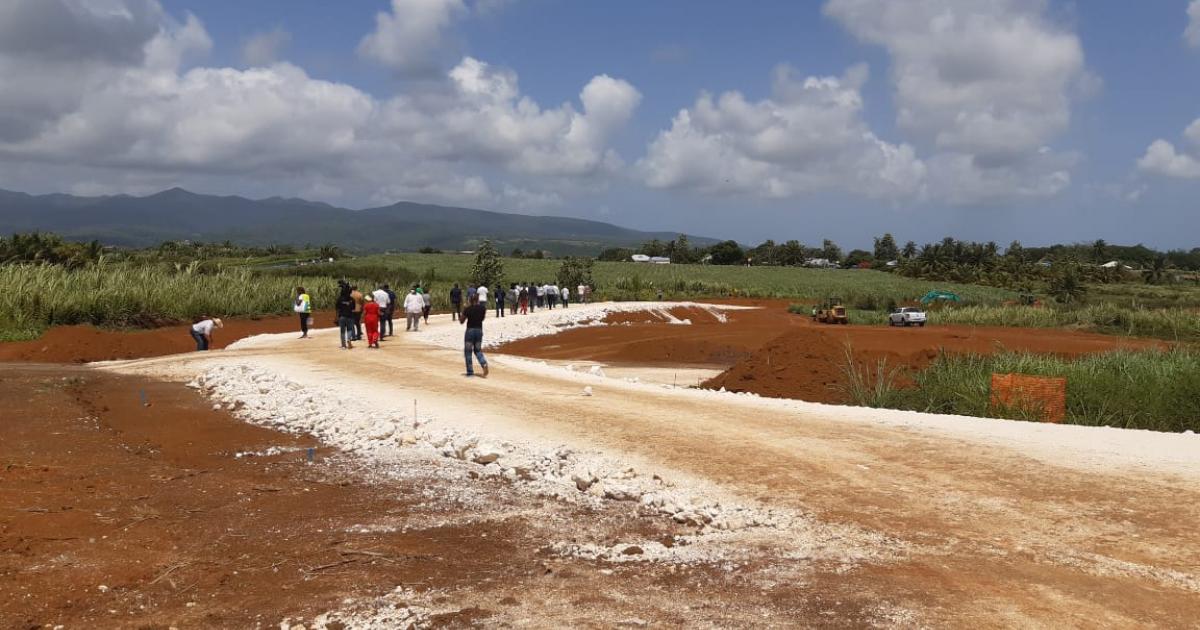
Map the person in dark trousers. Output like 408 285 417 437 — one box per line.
383 284 397 338
294 286 312 338
450 283 463 321
190 317 222 351
561 285 569 308
494 283 505 317
350 285 364 340
509 283 519 315
460 296 489 377
528 281 536 312
336 285 356 349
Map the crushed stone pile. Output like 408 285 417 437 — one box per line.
192 364 790 535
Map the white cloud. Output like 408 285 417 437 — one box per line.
638 64 926 199
357 0 466 75
1187 0 1200 47
241 26 290 66
823 0 1088 202
376 57 640 177
0 0 637 211
1138 137 1200 179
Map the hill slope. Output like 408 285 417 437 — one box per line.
0 188 712 254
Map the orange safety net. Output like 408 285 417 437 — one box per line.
989 373 1067 423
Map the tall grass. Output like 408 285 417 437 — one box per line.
837 344 905 408
841 348 1200 432
925 304 1200 341
0 263 400 341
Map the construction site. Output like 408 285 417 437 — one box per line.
3 301 1198 628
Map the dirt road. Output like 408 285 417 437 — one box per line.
96 303 1200 628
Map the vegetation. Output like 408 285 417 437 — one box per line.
555 257 595 291
0 263 362 342
469 240 505 288
841 347 1200 433
4 231 1200 345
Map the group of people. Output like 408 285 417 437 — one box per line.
193 278 596 378
311 280 495 377
321 281 440 350
449 282 593 319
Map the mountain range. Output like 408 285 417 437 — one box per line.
0 188 715 255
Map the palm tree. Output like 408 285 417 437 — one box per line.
1092 239 1108 263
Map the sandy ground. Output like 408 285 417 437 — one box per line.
78 301 1200 628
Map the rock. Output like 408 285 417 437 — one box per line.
472 443 503 465
572 473 595 491
620 545 644 556
582 386 593 397
602 483 641 502
212 403 222 411
588 365 605 377
398 432 418 446
367 422 395 440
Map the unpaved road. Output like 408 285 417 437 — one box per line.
98 304 1200 628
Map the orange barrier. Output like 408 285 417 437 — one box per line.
989 373 1067 423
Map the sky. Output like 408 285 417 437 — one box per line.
1 0 1199 250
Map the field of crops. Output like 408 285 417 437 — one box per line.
4 253 1200 343
309 253 1018 305
0 263 393 342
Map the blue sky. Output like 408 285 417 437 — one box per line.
3 0 1200 250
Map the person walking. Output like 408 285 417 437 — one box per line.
190 317 222 351
577 283 585 306
518 285 529 314
336 286 356 349
383 284 397 338
450 283 463 321
372 284 391 340
536 283 546 309
560 284 568 308
421 287 432 324
547 283 558 309
294 286 312 338
584 284 592 304
527 282 536 312
363 294 381 348
476 284 488 310
508 284 519 315
350 285 365 341
403 288 424 332
460 296 489 377
494 283 506 317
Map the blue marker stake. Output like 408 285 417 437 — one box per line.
307 447 315 463
139 389 148 407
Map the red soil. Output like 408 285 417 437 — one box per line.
499 306 803 367
497 301 1165 404
0 311 334 363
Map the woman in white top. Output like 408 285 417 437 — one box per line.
190 317 223 351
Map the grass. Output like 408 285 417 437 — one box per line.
296 253 1018 305
840 347 1200 433
0 263 392 341
4 252 1200 344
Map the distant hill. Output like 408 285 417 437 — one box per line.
0 188 715 255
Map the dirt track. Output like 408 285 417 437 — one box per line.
79 303 1200 628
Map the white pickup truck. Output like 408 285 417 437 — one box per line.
888 307 927 327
